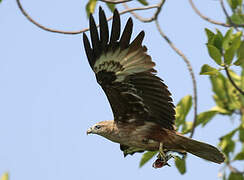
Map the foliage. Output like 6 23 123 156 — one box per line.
227 0 244 25
174 156 186 174
1 173 8 180
139 151 157 167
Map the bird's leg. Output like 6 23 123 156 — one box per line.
157 142 166 162
153 142 172 168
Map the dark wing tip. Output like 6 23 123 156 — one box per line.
83 33 94 68
120 17 133 50
99 6 109 48
110 8 121 47
129 31 145 52
89 13 100 58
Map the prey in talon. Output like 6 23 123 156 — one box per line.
153 155 173 169
84 7 225 169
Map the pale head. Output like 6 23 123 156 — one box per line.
86 120 114 136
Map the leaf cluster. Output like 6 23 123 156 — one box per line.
199 25 244 180
227 0 244 25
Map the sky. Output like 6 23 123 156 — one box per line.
0 0 240 180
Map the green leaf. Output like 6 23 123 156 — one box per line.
1 173 8 180
234 151 244 160
196 110 217 126
222 128 238 139
224 46 236 65
207 44 222 65
205 28 215 42
215 30 224 51
210 73 226 100
106 3 115 12
219 128 238 159
181 121 193 134
211 106 230 114
219 138 235 158
200 64 219 75
238 42 244 58
239 126 244 142
238 0 243 6
230 13 244 25
235 41 244 66
223 31 241 65
231 32 242 50
86 0 97 17
228 172 244 180
139 151 157 167
210 72 241 112
175 95 192 127
137 0 149 5
223 28 233 50
234 58 244 66
241 69 244 91
227 0 239 9
175 156 186 174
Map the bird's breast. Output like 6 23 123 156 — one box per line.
105 122 161 151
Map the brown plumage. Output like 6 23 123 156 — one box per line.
84 7 225 166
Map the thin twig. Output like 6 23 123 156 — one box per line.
155 20 198 138
122 0 165 22
227 164 244 174
220 0 240 31
224 66 244 95
16 0 159 34
99 0 132 4
188 0 231 27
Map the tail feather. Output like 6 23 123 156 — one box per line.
175 134 225 164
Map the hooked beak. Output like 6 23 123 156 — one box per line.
86 128 92 135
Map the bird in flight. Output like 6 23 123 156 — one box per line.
84 7 225 168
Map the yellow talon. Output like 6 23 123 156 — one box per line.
157 142 166 161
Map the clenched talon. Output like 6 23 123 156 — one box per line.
152 154 173 169
152 158 171 168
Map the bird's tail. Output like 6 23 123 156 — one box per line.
174 133 225 164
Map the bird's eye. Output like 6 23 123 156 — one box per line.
94 125 101 130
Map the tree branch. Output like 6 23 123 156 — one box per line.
227 163 244 175
188 0 231 27
224 66 244 96
16 0 159 34
122 0 166 22
220 0 242 31
155 20 198 138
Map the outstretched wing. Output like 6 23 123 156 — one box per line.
83 7 175 130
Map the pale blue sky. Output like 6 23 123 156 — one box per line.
0 0 239 180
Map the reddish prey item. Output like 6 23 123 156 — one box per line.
152 158 171 168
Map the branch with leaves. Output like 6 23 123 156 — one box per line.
196 1 244 178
